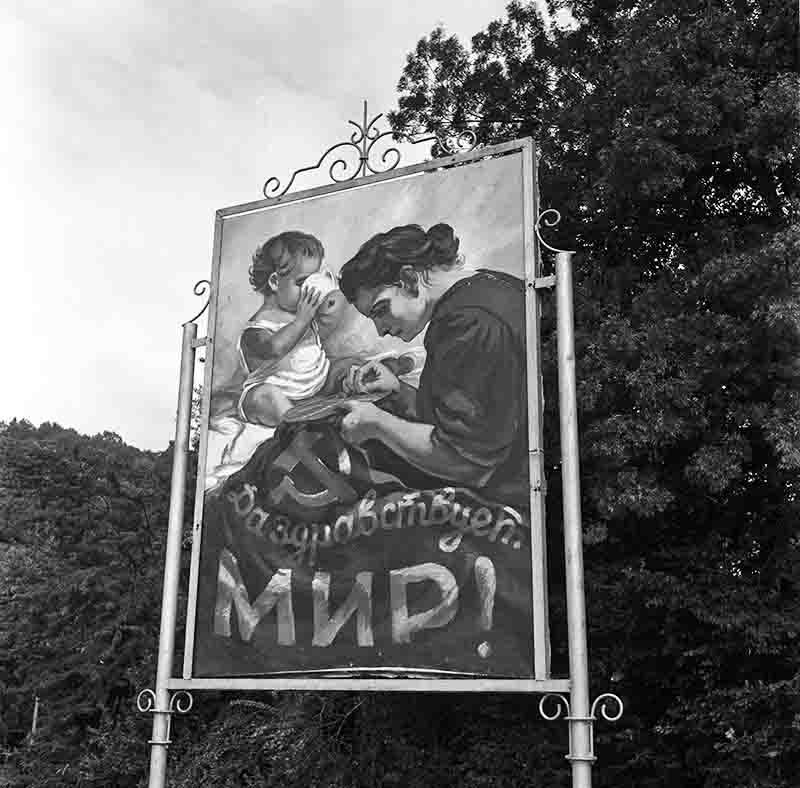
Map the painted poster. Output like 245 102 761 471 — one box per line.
189 144 544 679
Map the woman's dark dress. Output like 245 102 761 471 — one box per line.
373 269 529 508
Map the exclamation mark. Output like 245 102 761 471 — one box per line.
474 556 496 658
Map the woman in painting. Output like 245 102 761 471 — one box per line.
338 223 529 507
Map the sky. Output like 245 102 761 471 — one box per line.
1 0 515 450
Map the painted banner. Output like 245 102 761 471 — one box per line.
189 144 544 679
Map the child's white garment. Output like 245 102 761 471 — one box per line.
236 315 330 420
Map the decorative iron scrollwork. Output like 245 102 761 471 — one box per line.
262 101 478 199
538 691 624 763
435 128 479 156
539 693 571 720
185 279 211 325
136 688 194 746
169 690 194 714
136 688 157 714
535 209 574 255
591 693 624 722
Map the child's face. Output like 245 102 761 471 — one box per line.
272 254 322 311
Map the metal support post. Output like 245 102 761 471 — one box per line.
28 695 39 745
555 251 594 787
141 321 197 788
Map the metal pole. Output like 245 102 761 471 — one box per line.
555 251 593 788
28 695 39 745
147 321 197 788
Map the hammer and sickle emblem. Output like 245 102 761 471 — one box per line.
269 430 357 508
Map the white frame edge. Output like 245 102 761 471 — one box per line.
181 137 551 690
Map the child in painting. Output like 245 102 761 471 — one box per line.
236 231 336 426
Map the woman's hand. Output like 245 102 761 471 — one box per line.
343 360 400 395
295 285 323 325
340 400 385 445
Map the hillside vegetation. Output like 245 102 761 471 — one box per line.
2 1 799 785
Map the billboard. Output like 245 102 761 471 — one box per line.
184 139 549 685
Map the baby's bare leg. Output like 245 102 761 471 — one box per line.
241 384 293 427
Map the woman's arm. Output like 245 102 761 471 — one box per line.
382 381 418 419
340 401 488 485
344 359 417 418
342 300 523 488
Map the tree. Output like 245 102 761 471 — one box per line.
0 423 197 787
3 4 797 786
384 2 800 786
392 0 797 274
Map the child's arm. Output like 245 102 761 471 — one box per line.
242 288 322 367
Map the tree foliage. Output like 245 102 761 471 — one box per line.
0 421 194 787
386 2 800 786
392 0 797 274
1 3 798 786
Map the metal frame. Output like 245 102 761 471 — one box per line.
140 104 622 788
182 134 550 691
141 319 198 788
540 692 625 762
262 100 476 199
525 140 551 679
167 677 569 693
535 217 624 788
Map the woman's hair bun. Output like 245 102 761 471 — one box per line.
425 223 459 266
339 222 463 302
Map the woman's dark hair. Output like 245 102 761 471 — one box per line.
339 223 460 302
249 231 324 293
